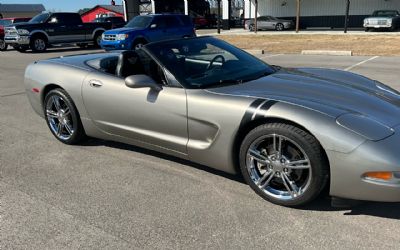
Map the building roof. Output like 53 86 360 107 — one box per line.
0 4 45 13
81 5 124 16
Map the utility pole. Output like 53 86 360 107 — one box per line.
344 0 350 33
217 0 221 34
296 0 301 33
254 0 258 33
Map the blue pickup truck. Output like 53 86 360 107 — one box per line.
101 14 196 51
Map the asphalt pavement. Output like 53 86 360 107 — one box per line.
1 46 400 249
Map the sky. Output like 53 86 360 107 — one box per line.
0 0 122 12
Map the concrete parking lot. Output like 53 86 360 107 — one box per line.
1 47 400 249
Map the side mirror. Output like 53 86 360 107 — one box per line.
150 23 157 29
125 74 162 91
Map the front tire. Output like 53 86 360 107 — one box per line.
132 39 147 50
44 89 86 145
13 45 28 52
275 23 285 31
0 38 8 51
30 36 47 52
239 123 329 207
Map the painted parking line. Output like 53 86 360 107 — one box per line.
344 56 379 71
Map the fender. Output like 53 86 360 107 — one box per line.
30 30 50 41
91 28 106 39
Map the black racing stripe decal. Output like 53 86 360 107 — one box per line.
239 99 278 128
253 100 278 120
239 99 265 128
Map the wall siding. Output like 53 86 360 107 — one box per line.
256 0 400 17
248 0 400 28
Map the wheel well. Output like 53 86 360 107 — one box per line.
232 117 331 188
133 37 148 44
31 32 48 43
41 84 63 105
94 30 104 38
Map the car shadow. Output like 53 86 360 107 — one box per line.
81 138 245 184
81 138 400 220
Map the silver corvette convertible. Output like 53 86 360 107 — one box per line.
25 37 400 207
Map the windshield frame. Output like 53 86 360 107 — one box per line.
125 15 153 29
144 36 276 89
372 10 399 17
29 13 50 24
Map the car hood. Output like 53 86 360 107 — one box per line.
365 16 393 20
105 27 144 34
207 68 400 127
11 23 41 30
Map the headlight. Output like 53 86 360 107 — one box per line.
116 34 129 40
17 29 30 35
336 113 394 141
364 19 369 25
387 19 392 25
101 33 105 40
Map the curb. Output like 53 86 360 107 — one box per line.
301 50 353 56
244 49 265 55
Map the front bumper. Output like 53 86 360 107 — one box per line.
100 39 131 51
4 35 30 45
329 125 400 202
364 24 392 29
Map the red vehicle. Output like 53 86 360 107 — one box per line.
0 17 31 51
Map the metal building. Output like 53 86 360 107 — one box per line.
244 0 400 28
123 0 400 29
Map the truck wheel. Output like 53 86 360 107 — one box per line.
30 35 47 52
77 43 89 49
0 38 8 51
93 32 103 48
132 39 147 50
13 45 28 53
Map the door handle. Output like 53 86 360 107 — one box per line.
89 79 103 88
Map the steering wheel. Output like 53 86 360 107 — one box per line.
207 55 225 70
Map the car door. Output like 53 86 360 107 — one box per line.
257 16 268 30
44 14 82 42
147 16 170 41
81 51 188 154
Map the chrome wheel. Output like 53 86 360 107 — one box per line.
276 23 284 31
246 134 312 201
34 38 46 51
45 95 74 140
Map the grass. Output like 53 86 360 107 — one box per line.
218 34 400 56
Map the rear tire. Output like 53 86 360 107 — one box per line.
0 38 8 51
44 88 86 145
239 123 329 207
93 32 103 48
77 43 89 48
249 24 255 32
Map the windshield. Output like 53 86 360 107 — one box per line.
29 13 50 23
145 37 276 89
125 15 152 28
0 19 12 26
372 10 399 17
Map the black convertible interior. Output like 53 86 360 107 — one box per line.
87 51 167 85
